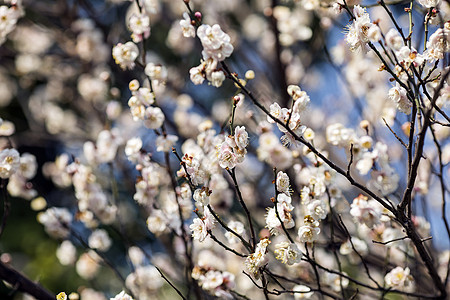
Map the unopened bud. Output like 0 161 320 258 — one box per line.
245 70 255 80
129 79 140 91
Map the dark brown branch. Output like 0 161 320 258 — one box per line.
0 262 54 300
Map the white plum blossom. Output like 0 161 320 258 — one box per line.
146 209 168 236
350 194 382 228
37 207 72 239
193 187 211 207
112 42 139 70
0 148 20 179
345 5 377 52
234 126 249 150
129 13 150 42
274 242 301 265
110 291 134 300
224 220 245 244
385 267 414 289
326 272 350 292
276 171 290 195
0 4 24 46
144 63 167 85
155 134 178 152
385 28 404 51
266 193 295 234
245 237 271 278
88 229 112 252
210 70 226 87
76 251 101 280
298 216 320 243
190 217 209 242
424 26 450 62
125 137 143 162
125 265 163 298
190 65 205 85
56 240 77 266
180 12 195 38
306 199 328 220
293 285 314 299
144 106 165 129
197 24 234 62
217 127 249 169
418 0 441 8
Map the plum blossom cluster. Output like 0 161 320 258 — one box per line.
112 41 139 70
384 267 414 290
186 21 233 87
0 1 24 46
127 79 165 129
192 265 236 299
265 172 295 235
217 125 249 169
2 0 449 299
326 123 400 195
244 237 271 278
345 5 380 52
268 85 310 147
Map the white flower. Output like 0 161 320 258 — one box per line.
245 238 271 278
37 207 72 239
144 63 167 84
202 270 223 290
424 27 450 62
190 64 205 85
274 242 301 265
210 70 225 87
350 194 382 228
56 240 77 266
385 28 404 51
298 224 320 243
125 137 143 161
17 153 37 179
385 267 413 288
0 148 20 179
388 83 412 114
293 285 314 299
125 265 163 297
268 102 282 123
197 24 234 62
144 106 165 129
367 25 381 42
234 126 249 150
225 220 245 244
276 171 290 195
180 12 196 38
128 246 145 267
190 217 208 242
129 13 150 42
112 42 139 70
345 5 375 52
193 187 211 206
418 0 441 8
111 290 134 300
306 199 328 220
0 5 23 46
217 142 237 169
355 151 375 175
156 134 178 152
326 272 349 292
146 209 168 236
88 229 112 252
76 251 100 280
